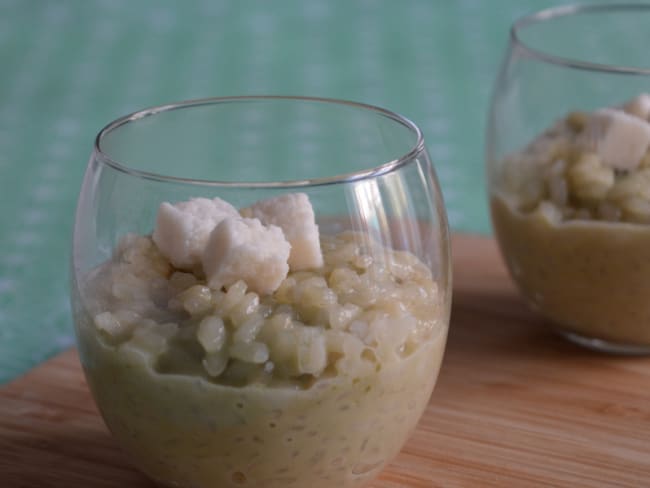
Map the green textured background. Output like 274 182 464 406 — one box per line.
0 0 604 383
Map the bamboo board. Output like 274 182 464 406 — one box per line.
1 236 649 487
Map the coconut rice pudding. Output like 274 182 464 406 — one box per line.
72 192 448 488
491 94 650 347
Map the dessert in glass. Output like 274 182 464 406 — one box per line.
71 96 451 487
487 4 650 353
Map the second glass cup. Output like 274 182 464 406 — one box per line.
487 4 650 353
71 96 451 487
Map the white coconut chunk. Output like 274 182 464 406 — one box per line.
241 193 323 270
578 108 650 171
202 217 290 295
152 197 239 269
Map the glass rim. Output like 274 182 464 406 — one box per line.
93 95 426 189
511 2 650 76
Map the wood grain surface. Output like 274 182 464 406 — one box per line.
1 235 649 487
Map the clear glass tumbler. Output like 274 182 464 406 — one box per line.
71 96 451 487
487 4 650 354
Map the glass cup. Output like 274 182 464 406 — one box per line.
71 96 451 487
487 4 650 354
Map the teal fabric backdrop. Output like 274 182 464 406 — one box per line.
0 0 606 382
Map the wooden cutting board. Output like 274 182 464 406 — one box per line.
2 235 649 487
